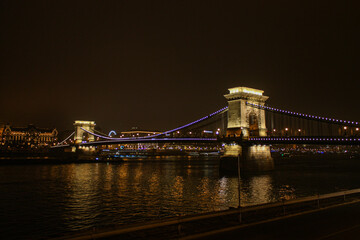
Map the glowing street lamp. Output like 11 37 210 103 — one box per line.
344 126 348 136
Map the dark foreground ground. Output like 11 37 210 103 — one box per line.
196 201 360 240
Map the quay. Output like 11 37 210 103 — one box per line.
53 189 360 240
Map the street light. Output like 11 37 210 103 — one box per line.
237 154 242 223
344 126 348 136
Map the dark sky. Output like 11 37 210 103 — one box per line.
0 0 358 133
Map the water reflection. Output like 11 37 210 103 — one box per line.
1 156 360 239
243 175 273 205
171 176 184 199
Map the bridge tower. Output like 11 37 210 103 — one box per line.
74 120 96 144
222 87 274 172
224 87 268 138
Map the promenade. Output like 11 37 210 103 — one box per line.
194 200 360 240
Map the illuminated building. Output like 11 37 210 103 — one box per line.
0 123 58 147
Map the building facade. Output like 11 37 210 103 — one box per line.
0 124 58 147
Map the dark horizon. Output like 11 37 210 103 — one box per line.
0 0 358 133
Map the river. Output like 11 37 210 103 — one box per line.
1 155 360 239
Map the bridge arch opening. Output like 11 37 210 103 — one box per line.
224 87 268 138
248 111 260 137
74 121 96 144
82 131 90 142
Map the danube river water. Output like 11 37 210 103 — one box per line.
1 155 360 239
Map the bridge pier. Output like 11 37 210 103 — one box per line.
221 144 274 173
242 145 273 171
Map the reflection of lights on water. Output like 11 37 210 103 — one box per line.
104 165 113 191
198 177 210 200
134 165 143 180
247 175 273 205
172 176 184 199
279 185 296 201
149 172 160 193
218 177 228 198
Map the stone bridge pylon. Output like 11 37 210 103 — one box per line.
222 87 274 172
74 120 96 144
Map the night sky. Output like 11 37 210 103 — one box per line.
0 1 358 133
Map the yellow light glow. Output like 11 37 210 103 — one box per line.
74 121 95 125
228 87 264 96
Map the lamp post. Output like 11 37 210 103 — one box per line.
237 154 242 223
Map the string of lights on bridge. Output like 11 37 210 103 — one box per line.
159 106 228 136
57 131 75 145
247 102 359 126
79 138 218 146
79 106 229 142
249 137 360 142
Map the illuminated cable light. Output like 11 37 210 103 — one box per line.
81 106 228 141
57 131 75 145
249 102 359 127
